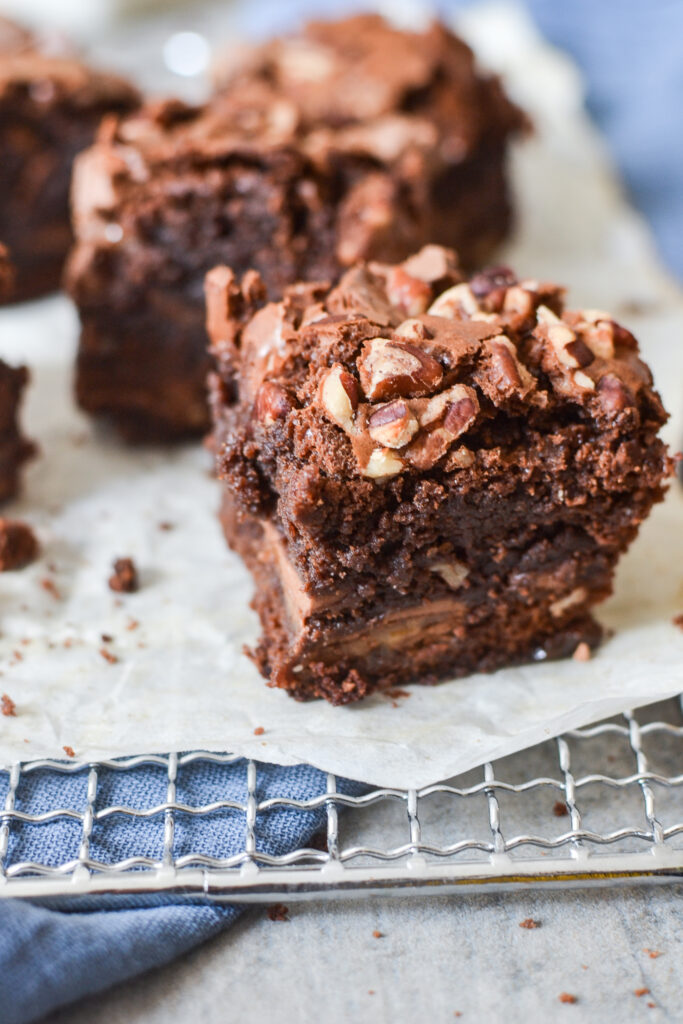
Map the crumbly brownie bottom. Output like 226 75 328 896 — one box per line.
221 497 604 704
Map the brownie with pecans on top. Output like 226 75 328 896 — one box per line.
0 16 139 303
66 14 526 441
207 245 673 703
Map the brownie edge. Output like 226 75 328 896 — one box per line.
209 247 673 704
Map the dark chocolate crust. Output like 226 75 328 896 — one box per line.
66 15 526 441
0 20 139 303
0 359 36 503
208 247 673 703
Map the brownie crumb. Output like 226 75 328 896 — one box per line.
158 522 174 531
101 633 113 643
647 1002 656 1009
519 918 541 929
266 903 290 922
553 801 569 817
253 726 265 736
373 930 383 939
99 647 119 664
0 519 39 571
572 642 591 662
40 577 61 600
558 993 577 1004
63 745 75 758
634 988 650 997
643 949 663 959
126 618 140 631
1 693 17 717
108 557 139 593
673 614 683 631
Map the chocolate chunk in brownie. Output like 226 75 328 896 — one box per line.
0 18 139 303
0 517 39 570
208 246 673 704
0 359 36 503
66 14 526 442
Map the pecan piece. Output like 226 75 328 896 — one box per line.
419 384 479 434
385 267 432 317
368 400 419 449
598 374 632 413
361 447 404 479
428 283 480 319
319 364 359 434
537 305 593 369
358 338 443 401
254 381 296 426
431 559 469 590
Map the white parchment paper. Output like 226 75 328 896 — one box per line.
0 5 681 787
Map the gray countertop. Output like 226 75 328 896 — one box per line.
44 884 682 1023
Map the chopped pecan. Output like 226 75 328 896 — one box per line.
469 265 517 299
361 447 404 479
503 286 535 318
254 382 296 426
419 384 479 433
358 338 443 400
484 335 535 395
393 318 433 342
385 267 432 317
537 306 593 369
368 400 419 449
597 374 632 414
404 426 456 470
428 283 480 318
572 370 595 391
319 364 359 434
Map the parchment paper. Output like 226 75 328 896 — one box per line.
0 5 681 788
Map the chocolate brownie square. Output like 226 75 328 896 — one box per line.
0 358 35 503
207 247 673 703
0 18 139 303
66 15 526 441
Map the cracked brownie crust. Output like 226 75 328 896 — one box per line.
0 17 139 303
209 246 673 704
66 15 526 441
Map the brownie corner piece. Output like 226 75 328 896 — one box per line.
209 247 673 704
0 359 36 503
67 14 526 442
0 19 139 304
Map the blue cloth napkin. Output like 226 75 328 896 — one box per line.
0 759 364 1023
3 2 682 1022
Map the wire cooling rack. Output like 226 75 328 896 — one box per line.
1 697 682 909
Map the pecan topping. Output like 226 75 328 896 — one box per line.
361 447 404 479
368 400 419 449
319 364 359 434
385 267 432 317
537 305 593 369
255 381 296 426
572 370 595 391
598 374 632 414
358 338 443 401
484 336 532 394
419 384 479 432
428 283 480 319
503 286 535 318
404 426 456 470
394 318 433 342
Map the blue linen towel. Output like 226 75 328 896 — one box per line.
0 758 364 1023
2 1 681 1021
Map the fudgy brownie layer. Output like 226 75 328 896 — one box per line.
210 248 672 702
67 15 525 440
0 243 14 300
0 360 35 503
0 25 139 303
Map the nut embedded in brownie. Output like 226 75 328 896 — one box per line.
0 17 139 303
0 358 36 503
66 14 526 442
208 246 673 704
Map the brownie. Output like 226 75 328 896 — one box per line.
0 358 35 503
0 243 14 300
0 18 139 303
66 15 526 441
207 246 673 704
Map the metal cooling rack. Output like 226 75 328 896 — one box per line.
1 697 682 909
